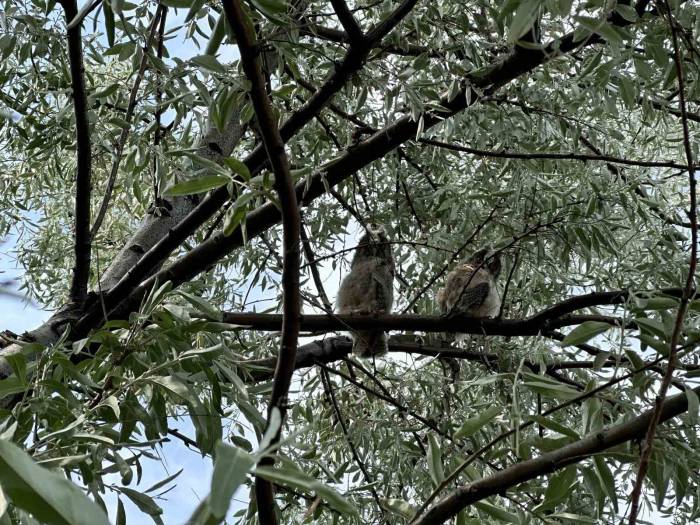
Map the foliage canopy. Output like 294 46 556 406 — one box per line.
0 0 699 523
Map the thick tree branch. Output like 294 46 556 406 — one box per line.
239 335 694 385
328 0 364 43
412 382 699 525
221 1 301 523
219 284 674 334
59 0 92 303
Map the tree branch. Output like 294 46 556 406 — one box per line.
328 0 364 43
628 2 698 522
218 284 670 334
419 137 696 171
59 0 92 303
412 382 699 525
91 6 165 238
221 2 301 523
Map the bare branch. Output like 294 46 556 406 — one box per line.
58 0 92 303
412 382 698 525
220 1 301 523
628 2 698 522
419 137 697 171
91 6 165 238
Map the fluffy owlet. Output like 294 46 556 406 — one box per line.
437 248 502 319
336 224 395 357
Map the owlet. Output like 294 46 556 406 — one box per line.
336 224 395 357
437 248 502 319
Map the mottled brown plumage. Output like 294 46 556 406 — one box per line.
437 248 502 318
336 225 394 357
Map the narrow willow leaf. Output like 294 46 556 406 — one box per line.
528 415 580 439
508 0 540 42
380 498 416 519
190 54 226 74
560 321 612 346
427 434 444 487
254 465 355 515
209 443 255 519
0 439 111 525
164 176 230 197
454 406 500 439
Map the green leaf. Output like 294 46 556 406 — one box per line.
103 1 115 47
508 0 540 43
222 157 251 180
120 487 163 516
250 0 287 24
474 501 518 523
380 498 416 519
164 176 230 197
209 443 255 519
205 13 227 56
594 456 617 512
522 372 580 400
560 321 612 346
528 415 580 439
537 466 576 511
254 465 356 515
190 55 226 74
0 439 111 525
178 291 223 321
454 406 500 439
426 434 444 487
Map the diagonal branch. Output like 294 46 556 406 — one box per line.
58 0 92 303
328 0 364 43
91 5 165 238
412 381 699 525
220 1 301 524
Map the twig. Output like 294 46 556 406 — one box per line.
91 5 165 237
419 137 696 171
299 219 333 311
628 3 698 523
319 368 386 519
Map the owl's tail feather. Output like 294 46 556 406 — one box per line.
352 331 388 358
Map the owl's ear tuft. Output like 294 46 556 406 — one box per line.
487 253 502 277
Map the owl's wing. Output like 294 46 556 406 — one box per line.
457 282 490 313
371 264 393 311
